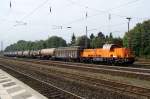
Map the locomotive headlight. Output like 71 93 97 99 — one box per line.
113 56 117 57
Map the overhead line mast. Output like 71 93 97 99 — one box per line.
10 0 12 8
85 7 88 48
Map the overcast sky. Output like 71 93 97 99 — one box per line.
0 0 149 49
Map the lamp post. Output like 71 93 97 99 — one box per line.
67 27 72 29
126 17 131 48
126 17 131 33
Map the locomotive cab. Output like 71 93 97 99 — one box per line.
103 44 135 64
102 44 121 57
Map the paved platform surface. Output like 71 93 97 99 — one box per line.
0 69 48 99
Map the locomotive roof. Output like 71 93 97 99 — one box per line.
103 44 121 50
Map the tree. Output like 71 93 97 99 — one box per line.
5 36 67 51
123 20 150 58
90 33 95 48
108 32 113 43
112 37 123 46
91 37 105 48
90 33 95 40
90 32 105 48
76 35 90 48
123 33 129 47
46 36 67 48
105 35 109 43
70 33 76 46
97 32 105 39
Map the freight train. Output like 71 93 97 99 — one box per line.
3 44 135 64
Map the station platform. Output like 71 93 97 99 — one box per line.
0 69 48 99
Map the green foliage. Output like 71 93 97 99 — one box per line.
123 20 150 57
91 32 105 48
123 34 129 47
5 36 67 51
90 32 122 48
91 37 104 48
5 31 124 52
90 33 94 40
46 36 67 48
75 32 123 48
112 37 123 46
108 32 113 43
70 33 76 46
75 35 90 48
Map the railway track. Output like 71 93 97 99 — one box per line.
0 57 150 99
2 57 150 81
0 62 84 99
3 56 150 73
38 59 150 73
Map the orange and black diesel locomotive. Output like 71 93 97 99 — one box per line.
4 44 135 64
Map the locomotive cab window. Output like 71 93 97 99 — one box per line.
110 45 121 51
